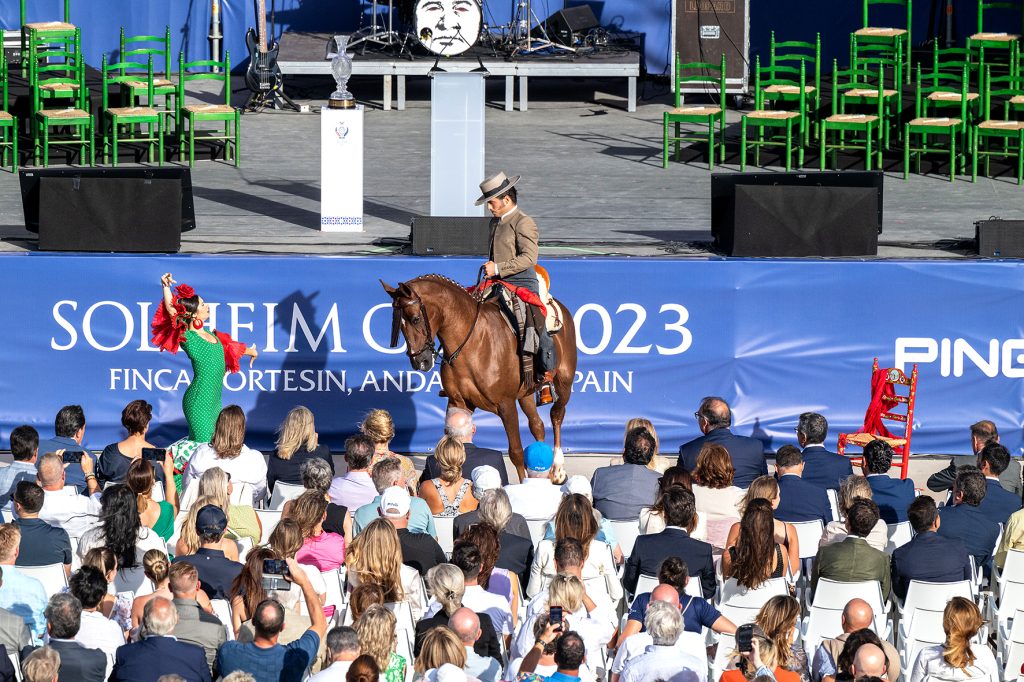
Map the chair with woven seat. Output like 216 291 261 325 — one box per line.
967 1 1021 88
838 358 918 479
972 65 1024 184
20 0 75 76
0 31 18 172
768 32 822 144
850 35 904 147
101 54 163 166
177 52 241 166
28 27 83 113
740 56 807 171
903 64 969 181
854 0 911 82
120 26 177 133
31 33 92 167
663 52 726 170
820 60 884 170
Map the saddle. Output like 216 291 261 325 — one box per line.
487 266 562 388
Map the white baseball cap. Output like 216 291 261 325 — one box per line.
379 486 411 517
561 474 593 500
471 465 502 495
426 664 468 682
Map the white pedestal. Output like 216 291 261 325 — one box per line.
320 105 364 232
430 73 486 217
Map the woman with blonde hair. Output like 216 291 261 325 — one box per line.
414 564 502 660
621 417 671 472
347 518 426 619
175 494 240 561
361 408 417 485
354 604 407 682
820 475 888 551
126 456 178 542
418 435 477 516
178 467 261 550
288 490 345 572
268 406 333 493
722 595 807 682
727 475 799 570
909 597 997 682
691 443 745 549
185 405 268 504
414 626 467 675
513 574 613 667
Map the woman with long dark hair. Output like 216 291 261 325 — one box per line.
722 499 795 589
640 465 708 539
78 484 165 570
125 457 177 542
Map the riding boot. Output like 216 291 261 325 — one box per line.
536 330 559 405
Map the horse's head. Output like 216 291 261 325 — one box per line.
381 280 438 372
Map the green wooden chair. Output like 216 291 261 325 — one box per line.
853 0 911 83
27 28 84 112
120 26 177 132
820 60 884 171
924 45 981 151
967 0 1021 86
101 54 163 167
20 0 75 77
663 52 726 170
767 32 821 144
0 31 18 172
904 64 968 182
850 34 904 147
972 66 1024 184
177 52 240 166
32 52 93 167
740 57 807 171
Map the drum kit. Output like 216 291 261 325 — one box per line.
348 0 575 58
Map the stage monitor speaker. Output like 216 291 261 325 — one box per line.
711 171 883 257
534 5 600 45
976 219 1024 257
411 216 492 256
20 168 195 252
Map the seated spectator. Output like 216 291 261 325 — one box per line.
96 400 167 487
348 584 384 622
618 417 671 473
185 406 268 505
503 442 564 522
813 499 891 600
361 409 417 487
678 397 767 488
413 626 465 680
0 524 50 642
345 654 380 682
891 497 972 600
44 592 107 682
976 442 1022 526
640 467 708 540
590 427 661 521
619 600 705 682
168 561 224 671
937 466 1001 575
421 407 508 486
309 625 361 681
127 457 178 543
288 490 345 572
0 426 39 514
176 494 240 562
722 596 808 682
690 443 745 549
723 499 796 587
908 597 997 682
548 477 623 562
457 524 521 626
449 608 501 682
258 521 329 619
37 405 94 495
12 482 71 575
130 550 175 631
860 440 915 524
346 518 426 620
732 476 800 571
36 452 102 541
354 604 407 681
928 420 1022 497
477 489 533 588
773 445 832 524
267 406 334 493
109 596 211 682
329 435 378 512
21 646 60 682
379 487 445 577
447 543 513 642
454 468 531 541
820 476 888 552
415 564 501 661
420 436 478 517
353 456 437 537
78 485 165 570
523 538 612 621
217 557 328 681
623 487 714 599
812 598 900 682
821 629 888 682
285 459 351 541
229 546 318 643
0 567 31 661
797 413 852 491
996 504 1024 569
172 504 243 600
516 629 587 682
70 566 125 675
80 548 132 633
178 467 261 554
506 613 597 682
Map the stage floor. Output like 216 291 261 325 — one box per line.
0 75 1021 257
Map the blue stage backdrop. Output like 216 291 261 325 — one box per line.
2 254 1023 457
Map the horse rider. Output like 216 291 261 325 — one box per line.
476 171 558 405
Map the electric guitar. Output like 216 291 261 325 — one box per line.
245 0 282 94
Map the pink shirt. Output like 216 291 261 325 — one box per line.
296 531 345 572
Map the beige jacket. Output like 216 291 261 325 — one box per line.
489 207 538 277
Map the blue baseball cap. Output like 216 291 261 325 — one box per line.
196 504 228 535
524 441 554 472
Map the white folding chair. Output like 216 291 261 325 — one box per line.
791 519 824 599
885 521 914 554
631 574 660 604
1002 617 1024 680
268 482 305 510
812 578 890 638
526 518 549 546
255 509 282 545
17 563 68 598
998 608 1024 663
900 607 946 670
718 577 789 626
826 489 841 521
321 567 347 615
210 598 235 641
236 536 254 563
433 516 455 557
995 548 1024 594
993 578 1024 635
150 482 165 503
896 579 974 645
608 518 643 558
800 605 844 662
9 652 20 682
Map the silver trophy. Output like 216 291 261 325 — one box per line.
327 34 355 109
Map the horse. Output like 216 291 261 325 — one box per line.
381 274 577 481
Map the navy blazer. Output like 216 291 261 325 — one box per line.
678 428 767 488
866 474 916 524
622 527 715 600
938 503 1001 572
590 463 662 521
801 446 853 490
978 478 1022 527
110 635 212 682
48 639 106 682
419 442 509 487
890 530 972 599
775 474 832 524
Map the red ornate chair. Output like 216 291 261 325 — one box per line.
837 357 919 479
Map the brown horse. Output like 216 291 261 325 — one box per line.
381 274 577 481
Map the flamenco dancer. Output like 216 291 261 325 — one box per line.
151 272 258 488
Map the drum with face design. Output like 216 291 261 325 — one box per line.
415 0 482 56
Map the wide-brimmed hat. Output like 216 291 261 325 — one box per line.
475 171 521 205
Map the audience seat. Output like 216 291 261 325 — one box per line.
896 579 974 644
826 489 841 521
8 652 19 682
812 578 890 638
900 606 946 670
995 549 1024 595
115 566 152 596
268 482 304 511
255 509 282 545
718 577 790 626
1000 609 1024 677
885 521 914 554
433 516 455 557
608 518 643 558
800 604 844 661
526 518 549 546
18 562 68 598
210 598 234 642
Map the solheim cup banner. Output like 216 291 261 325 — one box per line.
3 254 1024 456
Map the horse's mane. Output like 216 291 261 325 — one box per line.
405 274 481 302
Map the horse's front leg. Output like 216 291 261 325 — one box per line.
518 394 545 444
496 399 526 482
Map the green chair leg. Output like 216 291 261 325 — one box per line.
949 133 956 182
662 116 669 169
233 111 240 166
740 118 747 170
866 128 873 171
707 119 715 171
820 125 827 171
972 130 979 182
785 121 793 172
903 124 910 180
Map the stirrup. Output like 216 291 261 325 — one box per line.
536 383 557 406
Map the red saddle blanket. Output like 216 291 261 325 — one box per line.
468 279 547 317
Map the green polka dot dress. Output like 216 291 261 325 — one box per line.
181 328 227 442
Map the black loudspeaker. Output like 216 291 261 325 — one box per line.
20 168 195 252
411 216 492 256
534 5 599 45
711 171 883 257
976 219 1024 257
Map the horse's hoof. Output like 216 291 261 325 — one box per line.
438 389 448 398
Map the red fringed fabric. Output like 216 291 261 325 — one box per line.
469 280 547 317
860 368 898 438
216 331 247 374
150 302 187 354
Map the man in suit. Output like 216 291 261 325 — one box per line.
420 407 509 486
36 405 96 495
939 465 1001 573
43 593 106 682
591 427 662 521
890 496 972 600
928 420 1022 497
812 498 891 600
797 412 852 491
773 445 832 524
976 442 1023 525
861 439 916 524
110 597 211 681
678 397 767 488
623 486 715 599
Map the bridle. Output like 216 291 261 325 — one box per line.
389 270 487 367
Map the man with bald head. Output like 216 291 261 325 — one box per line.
36 452 101 540
421 407 508 485
811 599 899 682
610 586 707 682
678 396 767 488
109 596 211 681
850 643 888 680
449 607 501 682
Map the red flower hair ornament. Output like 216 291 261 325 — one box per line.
174 283 196 300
